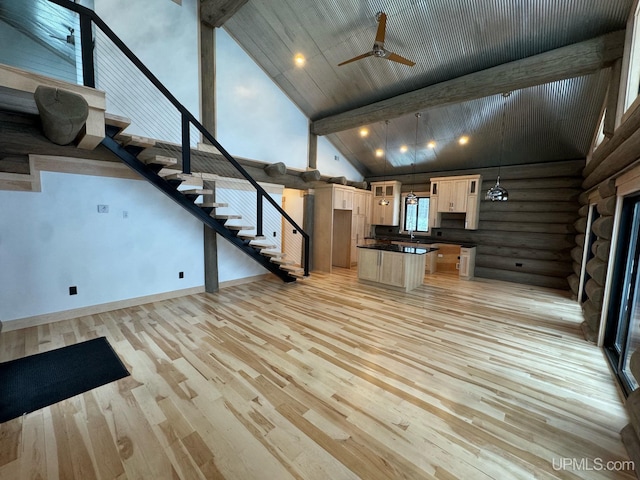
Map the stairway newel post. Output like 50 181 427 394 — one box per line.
182 115 191 174
256 193 263 237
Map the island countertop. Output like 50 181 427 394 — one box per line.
357 244 438 255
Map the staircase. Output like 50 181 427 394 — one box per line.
100 116 306 282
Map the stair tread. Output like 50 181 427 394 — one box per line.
140 155 177 166
271 258 294 265
182 189 213 195
238 234 266 240
280 264 303 271
199 202 228 208
261 250 284 257
288 271 307 279
226 225 255 230
213 214 242 220
251 242 277 249
116 133 156 148
105 113 131 130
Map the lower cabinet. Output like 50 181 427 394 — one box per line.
357 248 425 291
459 246 476 279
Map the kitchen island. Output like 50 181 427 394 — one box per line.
357 244 437 292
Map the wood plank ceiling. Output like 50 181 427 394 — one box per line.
221 0 634 177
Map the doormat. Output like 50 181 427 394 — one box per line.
0 336 129 423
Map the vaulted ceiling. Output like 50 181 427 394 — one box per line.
221 0 634 178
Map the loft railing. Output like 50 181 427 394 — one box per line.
40 0 309 276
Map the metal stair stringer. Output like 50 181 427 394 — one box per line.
100 134 297 283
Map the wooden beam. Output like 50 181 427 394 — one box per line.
311 30 625 136
200 0 248 28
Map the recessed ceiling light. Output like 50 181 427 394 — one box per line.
427 141 436 149
459 136 469 145
294 53 306 67
359 128 369 137
400 145 408 153
375 148 384 157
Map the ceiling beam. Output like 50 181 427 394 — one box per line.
311 30 625 136
200 0 248 28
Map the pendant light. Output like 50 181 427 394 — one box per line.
486 92 510 202
379 120 390 206
406 112 421 205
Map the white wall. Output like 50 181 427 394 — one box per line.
216 28 309 169
93 0 200 144
0 172 204 323
317 136 364 180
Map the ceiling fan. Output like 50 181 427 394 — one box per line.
338 12 415 67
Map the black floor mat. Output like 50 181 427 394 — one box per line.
0 336 130 423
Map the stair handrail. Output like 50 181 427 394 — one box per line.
47 0 310 275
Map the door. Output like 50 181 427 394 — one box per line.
604 194 640 394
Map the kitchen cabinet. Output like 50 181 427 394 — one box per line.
333 186 353 210
429 174 481 230
350 190 372 266
370 180 401 226
357 245 426 291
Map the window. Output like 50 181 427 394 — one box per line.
402 194 430 234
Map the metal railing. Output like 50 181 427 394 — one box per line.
42 0 310 276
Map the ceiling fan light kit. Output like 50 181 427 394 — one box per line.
406 112 421 206
379 120 391 206
338 12 415 67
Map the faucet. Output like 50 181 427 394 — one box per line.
409 229 415 240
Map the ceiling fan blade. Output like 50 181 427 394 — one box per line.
386 52 415 66
338 51 374 66
375 12 387 44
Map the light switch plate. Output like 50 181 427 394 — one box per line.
97 204 109 213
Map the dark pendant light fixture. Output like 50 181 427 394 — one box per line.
379 120 390 206
486 92 510 202
406 112 420 206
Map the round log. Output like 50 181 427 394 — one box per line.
570 246 584 264
596 240 611 262
586 257 607 285
300 169 321 182
582 299 601 331
567 274 580 296
597 196 617 216
264 162 286 177
574 217 587 233
578 204 590 217
575 234 585 247
630 349 640 384
592 216 614 240
572 261 582 278
350 181 368 190
578 191 590 205
34 85 89 145
328 176 347 185
585 278 604 304
597 178 617 198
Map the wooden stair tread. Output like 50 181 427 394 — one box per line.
182 189 213 196
250 242 277 250
280 264 303 271
271 258 294 265
199 202 228 208
213 214 242 220
162 173 203 187
238 233 266 240
261 250 284 257
288 271 307 279
226 225 255 230
116 133 156 149
140 155 177 166
104 113 131 133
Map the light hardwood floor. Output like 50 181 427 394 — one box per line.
0 269 635 479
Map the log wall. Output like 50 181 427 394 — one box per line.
422 160 584 290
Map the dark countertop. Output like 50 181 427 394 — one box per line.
357 244 438 255
366 236 476 248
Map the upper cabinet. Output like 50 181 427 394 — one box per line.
429 175 482 230
333 185 354 210
370 180 401 226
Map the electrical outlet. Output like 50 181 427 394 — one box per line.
273 231 277 237
97 204 109 213
69 286 77 295
179 271 184 279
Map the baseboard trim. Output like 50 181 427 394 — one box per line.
3 286 205 332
